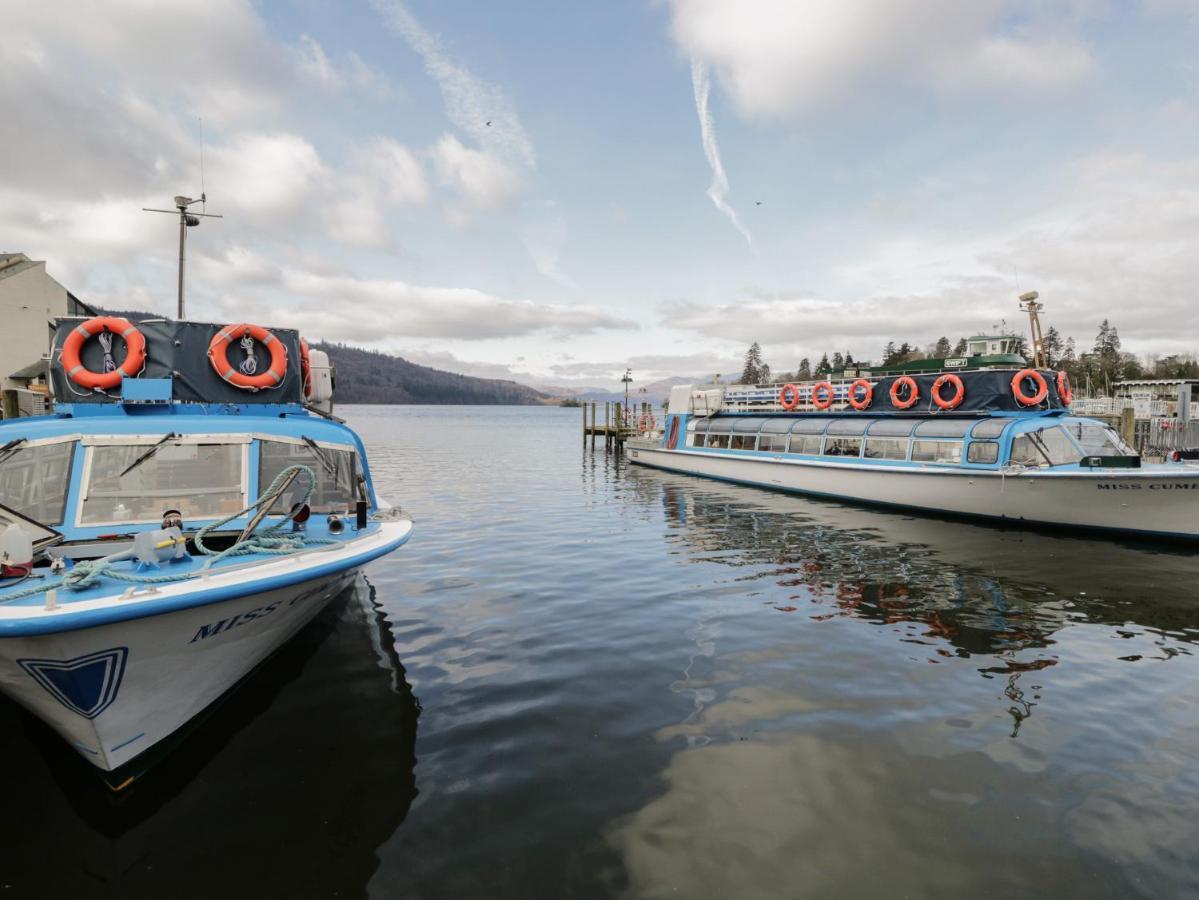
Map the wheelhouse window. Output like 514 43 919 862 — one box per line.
259 440 357 513
911 441 962 464
1061 420 1136 457
1008 426 1082 467
0 440 74 525
81 440 245 525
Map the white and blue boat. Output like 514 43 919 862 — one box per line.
0 316 412 785
628 368 1199 541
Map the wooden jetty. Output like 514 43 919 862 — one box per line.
582 401 654 452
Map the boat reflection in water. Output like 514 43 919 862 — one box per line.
0 576 419 898
610 465 1199 899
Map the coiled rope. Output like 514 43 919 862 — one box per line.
1 465 335 603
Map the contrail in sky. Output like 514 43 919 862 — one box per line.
690 59 753 247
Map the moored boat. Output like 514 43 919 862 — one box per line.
0 316 412 785
627 367 1199 540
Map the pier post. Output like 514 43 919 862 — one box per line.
605 401 611 451
590 402 596 448
1120 407 1136 448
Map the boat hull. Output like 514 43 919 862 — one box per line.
0 570 356 773
627 443 1199 540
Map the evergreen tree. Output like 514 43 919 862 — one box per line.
797 357 811 380
934 336 951 357
844 352 855 368
1092 320 1122 386
831 351 844 372
897 341 912 362
883 342 897 365
740 342 764 384
1044 326 1063 365
953 337 968 355
759 363 772 384
816 353 831 375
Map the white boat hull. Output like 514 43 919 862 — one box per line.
0 570 355 773
627 443 1199 539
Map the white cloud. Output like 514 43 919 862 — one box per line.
667 0 1099 120
208 133 325 216
430 134 521 210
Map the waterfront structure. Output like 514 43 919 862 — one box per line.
0 316 412 785
627 369 1199 540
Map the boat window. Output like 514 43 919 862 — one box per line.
789 419 830 435
0 441 74 526
911 440 962 464
914 419 973 438
1061 420 1136 457
707 433 730 449
1009 426 1081 467
759 418 794 434
826 419 873 436
868 419 916 437
689 419 708 447
706 419 734 434
971 418 1014 439
259 440 357 513
758 434 788 452
788 435 822 455
863 438 908 460
729 435 755 450
730 417 769 433
967 441 999 464
81 442 244 525
823 437 862 457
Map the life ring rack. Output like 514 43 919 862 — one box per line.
60 316 147 391
208 323 288 392
1011 369 1048 407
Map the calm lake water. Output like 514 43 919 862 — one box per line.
4 405 1199 898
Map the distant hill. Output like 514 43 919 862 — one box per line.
545 376 693 405
99 310 550 405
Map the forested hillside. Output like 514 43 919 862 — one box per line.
311 342 549 405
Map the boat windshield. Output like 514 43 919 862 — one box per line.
1010 426 1083 467
1060 420 1137 457
0 440 74 526
80 441 245 526
259 440 357 513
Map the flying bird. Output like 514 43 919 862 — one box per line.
485 121 492 126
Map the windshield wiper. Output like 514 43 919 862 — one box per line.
301 435 338 477
119 432 178 478
0 438 27 466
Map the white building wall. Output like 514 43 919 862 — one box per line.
0 260 71 392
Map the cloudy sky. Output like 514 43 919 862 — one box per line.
3 0 1198 389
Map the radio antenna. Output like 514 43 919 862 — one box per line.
199 117 207 209
143 193 222 319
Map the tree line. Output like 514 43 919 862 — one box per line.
737 320 1199 394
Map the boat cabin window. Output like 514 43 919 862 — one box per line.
864 438 908 460
689 420 708 447
911 440 962 464
971 418 1013 439
1060 420 1136 457
0 440 75 526
914 419 973 438
823 437 862 457
81 441 245 526
785 418 828 455
1009 426 1082 467
967 441 999 464
867 420 916 437
707 433 730 449
259 440 357 513
826 419 872 436
758 433 787 452
729 418 766 450
759 419 794 434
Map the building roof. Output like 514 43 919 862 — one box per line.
0 253 39 282
1115 379 1199 387
9 360 48 380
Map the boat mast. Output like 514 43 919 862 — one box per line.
143 196 222 318
1019 290 1048 368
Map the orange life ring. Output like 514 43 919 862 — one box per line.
811 381 834 410
932 373 965 410
890 376 919 410
779 383 801 410
299 338 313 399
1056 370 1072 406
1011 369 1048 406
60 316 146 391
208 323 288 391
848 379 873 411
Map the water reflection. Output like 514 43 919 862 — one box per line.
0 578 419 898
609 465 1199 898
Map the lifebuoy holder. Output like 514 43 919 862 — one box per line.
209 323 288 392
848 379 873 411
61 316 146 391
811 381 835 410
890 376 920 410
931 373 965 410
1011 369 1048 407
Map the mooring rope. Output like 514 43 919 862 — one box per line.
0 465 337 603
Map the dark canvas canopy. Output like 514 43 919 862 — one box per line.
49 318 306 405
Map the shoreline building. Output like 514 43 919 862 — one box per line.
0 253 96 418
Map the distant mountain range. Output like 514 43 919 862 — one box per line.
100 310 552 405
540 377 692 405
